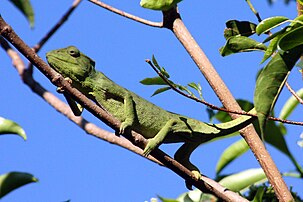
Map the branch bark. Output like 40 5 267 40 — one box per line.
161 8 293 202
0 16 247 202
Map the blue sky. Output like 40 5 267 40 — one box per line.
0 0 302 201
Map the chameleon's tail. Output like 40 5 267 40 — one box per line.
215 108 257 133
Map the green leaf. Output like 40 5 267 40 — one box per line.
140 77 167 85
152 55 160 70
216 139 249 175
152 87 171 96
220 36 266 57
8 0 34 28
224 20 257 39
252 187 265 202
0 172 38 198
278 26 303 51
140 0 182 11
256 16 289 35
0 117 26 140
279 88 303 120
263 26 288 44
219 168 267 192
260 35 280 64
254 46 303 137
289 14 303 28
212 99 303 175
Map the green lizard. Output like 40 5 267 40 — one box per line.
46 46 256 181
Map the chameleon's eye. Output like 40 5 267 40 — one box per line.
69 48 80 57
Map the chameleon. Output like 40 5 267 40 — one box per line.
46 46 256 182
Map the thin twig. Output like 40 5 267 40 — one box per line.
146 59 303 126
32 0 82 53
285 82 303 105
88 0 163 27
0 16 247 202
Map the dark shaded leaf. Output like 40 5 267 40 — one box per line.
220 36 266 57
9 0 34 28
224 20 257 39
278 26 303 51
0 172 38 198
256 16 289 35
254 45 303 136
0 117 26 140
252 187 265 202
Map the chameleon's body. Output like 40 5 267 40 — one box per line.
46 46 255 179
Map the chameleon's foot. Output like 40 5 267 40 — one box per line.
119 122 131 134
142 139 158 157
56 78 73 93
185 170 202 190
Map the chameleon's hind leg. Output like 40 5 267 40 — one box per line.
174 142 201 189
143 119 178 157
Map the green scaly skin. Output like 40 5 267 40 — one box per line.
46 46 256 181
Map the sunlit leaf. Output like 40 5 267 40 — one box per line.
152 87 171 96
220 36 266 57
140 77 167 85
216 139 249 175
279 88 303 120
0 172 38 198
0 117 26 140
263 27 288 43
256 16 289 35
260 35 280 64
8 0 34 28
140 0 182 11
219 168 267 192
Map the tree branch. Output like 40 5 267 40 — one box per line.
161 8 293 202
0 16 247 202
88 0 163 27
146 59 303 126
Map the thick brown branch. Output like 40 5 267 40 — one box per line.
0 16 247 202
88 0 163 27
162 8 294 202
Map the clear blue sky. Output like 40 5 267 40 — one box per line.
1 1 302 201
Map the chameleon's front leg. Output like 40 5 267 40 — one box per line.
57 77 83 116
119 94 136 134
143 119 178 156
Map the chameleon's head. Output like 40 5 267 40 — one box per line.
46 46 95 83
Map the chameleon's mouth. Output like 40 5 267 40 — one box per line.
46 53 78 71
